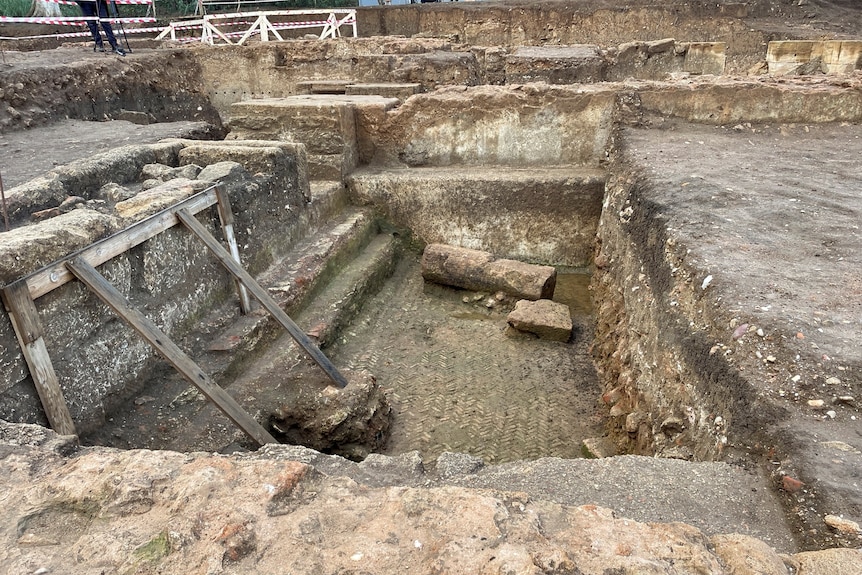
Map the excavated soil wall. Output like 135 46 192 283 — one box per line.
357 1 770 73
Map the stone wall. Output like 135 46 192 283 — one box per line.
356 1 768 72
0 140 309 434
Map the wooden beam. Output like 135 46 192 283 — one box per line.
214 186 252 315
175 209 349 389
65 257 277 447
0 282 76 436
18 186 219 301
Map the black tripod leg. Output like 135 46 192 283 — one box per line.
109 0 132 53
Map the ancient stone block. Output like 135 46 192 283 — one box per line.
767 40 862 75
506 299 572 341
684 43 726 76
581 437 617 458
421 244 555 300
505 45 606 84
179 145 286 178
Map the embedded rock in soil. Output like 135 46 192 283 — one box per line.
506 298 573 342
421 244 556 300
269 370 390 461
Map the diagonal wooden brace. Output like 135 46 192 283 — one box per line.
65 257 277 447
175 208 349 389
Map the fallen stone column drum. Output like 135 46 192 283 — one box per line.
421 244 556 300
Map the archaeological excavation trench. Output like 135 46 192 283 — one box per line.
1 1 862 571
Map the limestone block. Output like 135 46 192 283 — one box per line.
421 244 556 300
3 173 66 225
228 97 355 155
505 45 606 84
114 178 206 222
684 43 726 76
710 534 789 575
506 299 572 341
0 208 118 283
179 144 286 179
581 437 617 458
196 161 253 193
166 138 310 199
767 41 862 75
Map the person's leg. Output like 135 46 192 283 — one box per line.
77 1 104 50
94 0 121 51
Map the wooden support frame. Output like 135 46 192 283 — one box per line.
65 257 276 446
176 209 349 388
0 185 324 444
0 282 76 436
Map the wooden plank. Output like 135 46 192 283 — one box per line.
22 186 219 301
176 209 349 389
65 256 277 447
0 282 76 436
215 186 252 314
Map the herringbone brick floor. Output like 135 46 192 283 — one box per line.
330 254 604 464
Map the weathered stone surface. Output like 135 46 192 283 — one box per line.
0 208 118 283
421 244 555 300
2 173 66 224
507 298 573 341
710 534 790 575
270 370 391 461
378 85 616 167
114 177 206 222
0 421 852 575
349 166 605 267
581 436 617 459
505 45 607 84
179 145 288 179
684 42 727 75
767 40 862 75
792 548 862 573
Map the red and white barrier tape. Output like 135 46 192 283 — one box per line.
38 0 154 4
0 16 156 24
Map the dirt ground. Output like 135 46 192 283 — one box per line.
0 117 218 190
622 120 862 548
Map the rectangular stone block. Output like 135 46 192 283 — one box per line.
421 244 556 300
505 45 606 84
767 40 862 75
684 43 726 76
506 299 573 342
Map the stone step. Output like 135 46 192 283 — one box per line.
161 230 402 453
200 206 378 379
347 165 606 267
228 95 400 180
296 233 401 349
256 444 798 553
345 82 422 101
79 203 381 451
